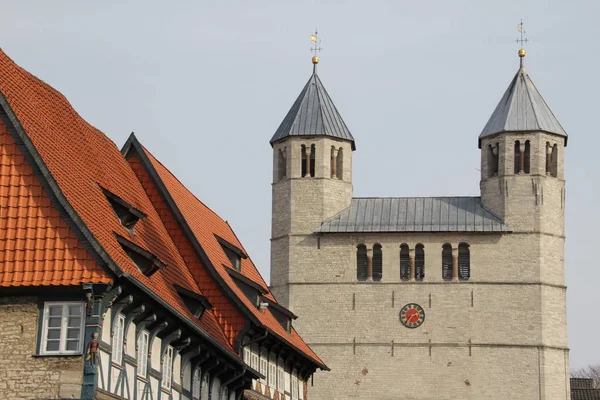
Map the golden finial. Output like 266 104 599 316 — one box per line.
310 30 322 69
516 19 529 60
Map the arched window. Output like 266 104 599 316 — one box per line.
458 242 470 281
399 244 410 281
524 140 531 174
415 244 425 281
277 149 286 181
373 244 382 281
514 140 521 174
442 243 453 281
487 144 498 177
200 373 210 399
192 367 201 399
310 144 316 177
330 147 336 178
210 377 221 400
336 147 343 180
356 245 367 281
301 145 307 177
551 144 558 177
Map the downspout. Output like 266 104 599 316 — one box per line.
241 329 269 348
221 367 247 399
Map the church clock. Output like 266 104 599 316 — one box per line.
400 303 425 328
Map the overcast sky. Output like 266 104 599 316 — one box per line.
1 0 598 370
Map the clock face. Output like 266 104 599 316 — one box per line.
400 303 425 328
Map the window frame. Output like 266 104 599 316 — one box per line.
192 367 201 399
268 353 277 390
291 370 299 400
137 330 149 378
39 301 85 355
259 349 268 385
277 358 285 394
112 313 125 365
162 345 174 390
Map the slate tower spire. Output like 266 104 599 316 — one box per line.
269 54 355 307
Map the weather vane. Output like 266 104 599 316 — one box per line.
516 20 529 47
310 30 322 56
515 19 528 61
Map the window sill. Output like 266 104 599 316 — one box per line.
32 353 82 358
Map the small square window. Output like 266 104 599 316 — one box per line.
40 302 85 355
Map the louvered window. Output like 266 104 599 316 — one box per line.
400 244 410 281
336 147 343 180
373 244 382 281
442 244 453 281
550 144 558 177
356 245 368 281
309 145 316 177
524 140 531 174
301 145 308 177
259 350 268 385
269 353 277 390
415 244 425 281
514 141 521 174
278 149 286 181
458 243 470 281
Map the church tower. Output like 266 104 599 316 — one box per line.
479 46 569 397
269 55 355 307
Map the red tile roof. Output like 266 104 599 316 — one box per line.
0 49 234 355
137 146 325 367
0 119 110 287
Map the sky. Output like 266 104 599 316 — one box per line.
1 0 598 370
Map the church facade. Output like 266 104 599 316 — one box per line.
269 51 570 399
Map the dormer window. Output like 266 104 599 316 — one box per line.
102 188 146 230
174 284 212 319
116 235 165 277
215 235 247 272
226 267 267 308
260 296 296 333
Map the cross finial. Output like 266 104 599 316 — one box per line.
310 29 322 69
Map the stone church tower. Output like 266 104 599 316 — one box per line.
270 49 570 399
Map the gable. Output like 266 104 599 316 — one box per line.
0 119 110 287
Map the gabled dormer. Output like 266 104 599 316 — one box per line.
174 284 212 319
216 235 247 272
116 235 165 277
102 187 146 230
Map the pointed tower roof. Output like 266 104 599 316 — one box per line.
270 59 355 150
479 51 567 148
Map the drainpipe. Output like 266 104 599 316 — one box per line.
221 367 247 399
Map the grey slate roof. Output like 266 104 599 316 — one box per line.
479 64 567 147
270 68 355 150
317 197 510 233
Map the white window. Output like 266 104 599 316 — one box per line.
250 347 259 371
299 377 304 400
112 314 125 365
192 367 201 399
259 351 268 385
137 330 149 377
222 386 228 400
243 346 251 365
277 359 285 394
268 353 277 389
40 302 85 355
162 345 174 390
201 373 210 399
291 371 298 400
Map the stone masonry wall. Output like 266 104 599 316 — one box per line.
0 296 82 399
